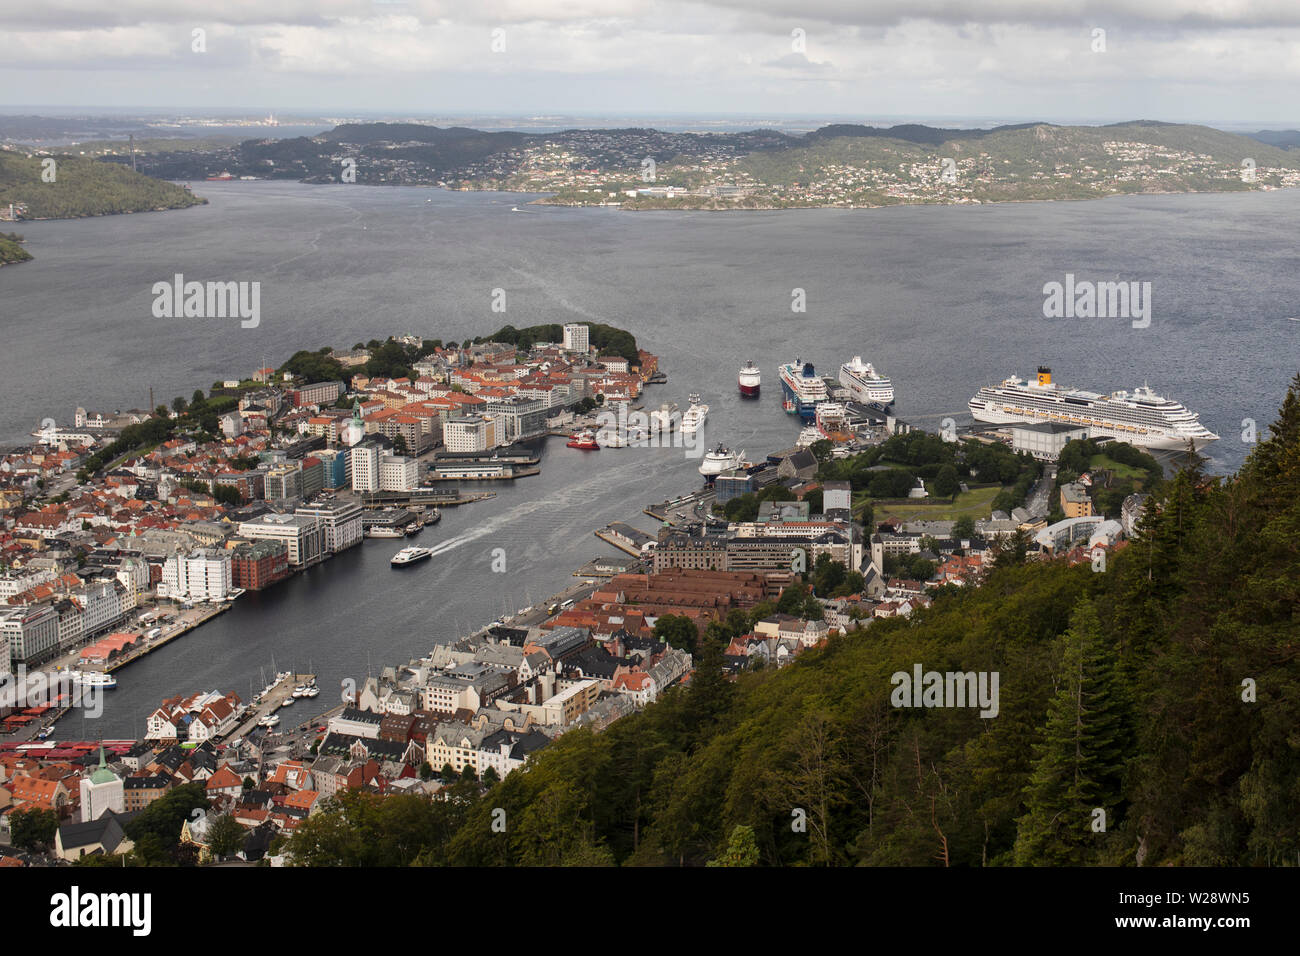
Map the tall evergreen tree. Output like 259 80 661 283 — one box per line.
1014 599 1130 865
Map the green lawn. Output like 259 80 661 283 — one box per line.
1088 454 1149 482
870 485 1002 523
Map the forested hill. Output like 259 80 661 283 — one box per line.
282 375 1300 867
0 151 205 220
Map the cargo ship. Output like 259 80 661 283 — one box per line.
738 361 761 397
839 355 895 405
968 366 1219 451
778 358 828 421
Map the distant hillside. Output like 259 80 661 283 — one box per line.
731 121 1300 205
1247 129 1300 150
0 151 206 220
801 122 1040 146
102 118 1300 208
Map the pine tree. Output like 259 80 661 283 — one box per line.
1014 599 1130 865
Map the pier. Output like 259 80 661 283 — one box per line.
359 489 495 508
222 672 318 742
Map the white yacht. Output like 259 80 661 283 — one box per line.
681 393 709 434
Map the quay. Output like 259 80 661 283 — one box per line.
644 487 715 524
428 463 540 480
595 522 656 556
573 555 643 578
105 604 229 674
359 489 494 508
431 450 541 466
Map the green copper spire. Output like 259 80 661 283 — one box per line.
89 744 117 785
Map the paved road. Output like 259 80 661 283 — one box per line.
1025 465 1057 519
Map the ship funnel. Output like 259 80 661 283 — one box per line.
1036 366 1052 386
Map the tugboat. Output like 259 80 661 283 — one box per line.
566 429 600 450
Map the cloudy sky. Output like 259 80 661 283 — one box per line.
3 1 1300 124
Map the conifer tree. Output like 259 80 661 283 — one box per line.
1014 599 1130 865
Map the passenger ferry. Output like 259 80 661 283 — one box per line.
71 671 118 690
391 546 433 567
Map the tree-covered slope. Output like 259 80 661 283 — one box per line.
0 151 206 219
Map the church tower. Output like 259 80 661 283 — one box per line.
79 745 125 822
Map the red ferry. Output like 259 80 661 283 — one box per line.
566 429 600 450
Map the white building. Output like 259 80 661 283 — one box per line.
80 749 125 823
1010 422 1090 461
443 415 497 453
562 323 589 353
68 580 124 640
161 549 233 602
0 568 55 601
237 513 325 567
295 499 364 553
0 604 60 666
379 455 419 492
350 441 381 493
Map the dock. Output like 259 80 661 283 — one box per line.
359 489 494 508
595 522 655 556
106 603 230 674
428 463 540 480
222 672 318 741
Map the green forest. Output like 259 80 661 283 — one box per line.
280 375 1300 867
0 231 31 265
0 152 205 220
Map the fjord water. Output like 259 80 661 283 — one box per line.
3 182 1298 736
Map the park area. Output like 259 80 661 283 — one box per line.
865 485 1003 524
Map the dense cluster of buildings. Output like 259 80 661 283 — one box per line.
0 329 661 677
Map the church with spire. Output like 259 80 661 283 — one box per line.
79 745 125 822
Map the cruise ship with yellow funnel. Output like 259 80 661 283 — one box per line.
968 366 1218 450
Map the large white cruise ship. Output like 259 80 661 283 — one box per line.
968 366 1219 450
839 356 895 405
